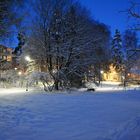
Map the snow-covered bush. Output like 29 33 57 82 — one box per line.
27 71 53 91
85 82 99 89
0 70 25 88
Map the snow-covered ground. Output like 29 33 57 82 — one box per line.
0 89 140 140
85 81 140 91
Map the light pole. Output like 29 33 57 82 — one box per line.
100 70 104 87
24 56 35 91
25 56 32 91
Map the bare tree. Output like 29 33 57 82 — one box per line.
127 1 140 30
21 0 110 91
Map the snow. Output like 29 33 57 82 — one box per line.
85 81 140 92
0 89 140 140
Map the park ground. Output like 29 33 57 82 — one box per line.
0 86 140 140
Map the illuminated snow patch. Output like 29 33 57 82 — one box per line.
0 88 27 95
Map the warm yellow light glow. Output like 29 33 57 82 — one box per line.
112 71 117 74
14 67 17 70
18 71 22 75
103 64 122 82
128 73 130 76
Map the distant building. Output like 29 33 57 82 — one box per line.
0 45 13 70
127 49 140 82
0 45 13 62
129 59 140 81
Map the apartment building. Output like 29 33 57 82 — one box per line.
0 45 13 70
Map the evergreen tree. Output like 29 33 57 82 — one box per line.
111 29 124 72
13 32 25 55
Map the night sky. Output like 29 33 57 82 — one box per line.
80 0 139 37
5 0 140 48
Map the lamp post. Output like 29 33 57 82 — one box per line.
25 55 36 91
100 70 104 87
17 71 23 87
25 56 32 91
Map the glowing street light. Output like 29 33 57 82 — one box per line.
100 70 104 87
14 67 17 70
100 70 104 74
18 71 22 75
127 73 130 76
25 56 32 62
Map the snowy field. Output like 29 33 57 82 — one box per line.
0 89 140 140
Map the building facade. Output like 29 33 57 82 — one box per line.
0 45 12 61
0 45 13 70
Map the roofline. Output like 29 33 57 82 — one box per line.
0 45 13 50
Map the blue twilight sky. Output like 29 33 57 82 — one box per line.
4 0 140 48
79 0 140 37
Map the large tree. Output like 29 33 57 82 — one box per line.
111 29 124 72
21 0 110 90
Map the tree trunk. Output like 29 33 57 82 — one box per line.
54 80 59 90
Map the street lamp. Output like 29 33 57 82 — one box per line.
25 56 33 91
100 70 104 87
18 71 22 75
25 56 32 62
100 70 104 74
